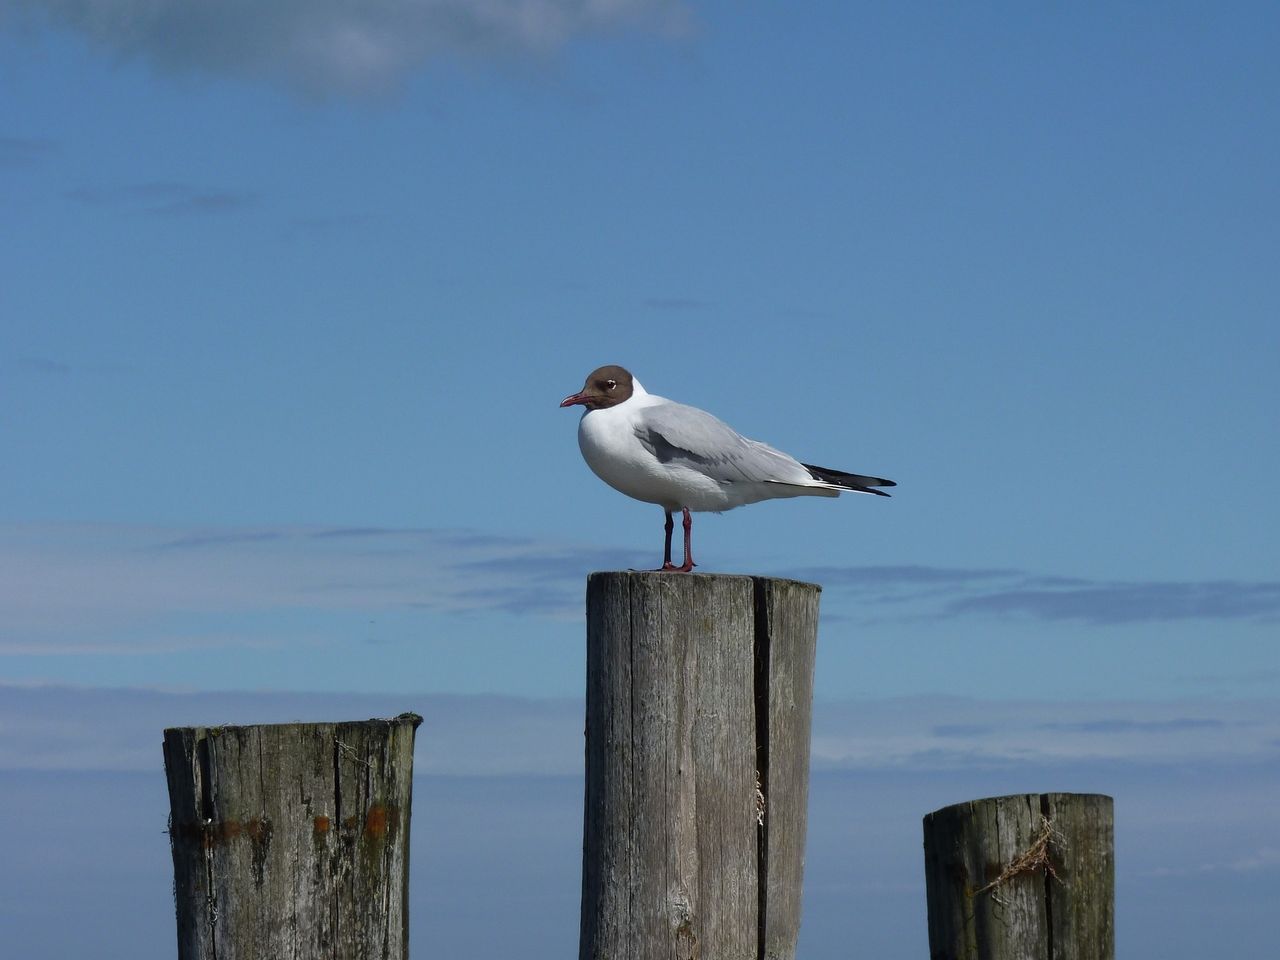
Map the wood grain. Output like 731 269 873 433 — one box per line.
923 793 1114 960
163 714 421 960
581 572 820 960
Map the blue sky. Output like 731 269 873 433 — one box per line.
2 1 1278 956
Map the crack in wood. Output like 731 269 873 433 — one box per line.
753 577 771 960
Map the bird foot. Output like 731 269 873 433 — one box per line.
657 562 696 573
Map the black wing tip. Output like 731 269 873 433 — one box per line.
802 463 897 495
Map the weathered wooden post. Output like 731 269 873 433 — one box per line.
163 714 422 960
580 572 819 960
923 792 1115 960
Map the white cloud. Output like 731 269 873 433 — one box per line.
65 181 257 216
0 682 584 774
1139 846 1280 878
4 0 694 95
800 564 1280 625
0 522 633 654
0 134 58 167
4 681 1277 776
809 696 1280 769
6 522 1280 659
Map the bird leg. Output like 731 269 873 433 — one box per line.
658 508 695 572
679 507 695 572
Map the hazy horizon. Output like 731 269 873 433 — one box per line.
2 682 1275 958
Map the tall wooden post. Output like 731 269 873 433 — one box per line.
923 792 1115 960
163 714 422 960
580 572 819 960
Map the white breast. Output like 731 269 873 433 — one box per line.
576 398 732 512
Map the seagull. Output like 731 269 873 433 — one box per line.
560 364 894 572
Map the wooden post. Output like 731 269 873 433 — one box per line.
922 792 1115 960
580 572 819 960
163 714 422 960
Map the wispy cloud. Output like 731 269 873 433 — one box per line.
3 682 1276 775
0 682 583 775
1 356 134 378
11 356 71 375
642 296 713 311
5 526 1278 656
812 696 1280 771
796 564 1017 588
805 564 1280 625
1139 847 1280 878
0 134 57 167
0 522 625 654
1178 668 1280 688
946 579 1280 624
284 212 378 239
5 0 694 96
1036 718 1225 734
66 181 256 217
154 529 288 550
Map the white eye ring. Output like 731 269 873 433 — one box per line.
606 379 617 389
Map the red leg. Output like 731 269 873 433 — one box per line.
677 508 695 572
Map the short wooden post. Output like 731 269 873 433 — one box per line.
163 714 422 960
923 792 1115 960
579 572 819 960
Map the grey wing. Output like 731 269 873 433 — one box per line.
633 402 814 485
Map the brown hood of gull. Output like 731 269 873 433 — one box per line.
559 365 635 410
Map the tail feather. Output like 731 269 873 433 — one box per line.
802 463 896 497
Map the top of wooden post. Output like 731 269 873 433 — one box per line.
587 570 821 593
162 712 423 737
925 792 1114 820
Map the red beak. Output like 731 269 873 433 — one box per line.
560 392 589 408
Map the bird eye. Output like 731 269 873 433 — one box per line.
605 379 617 390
